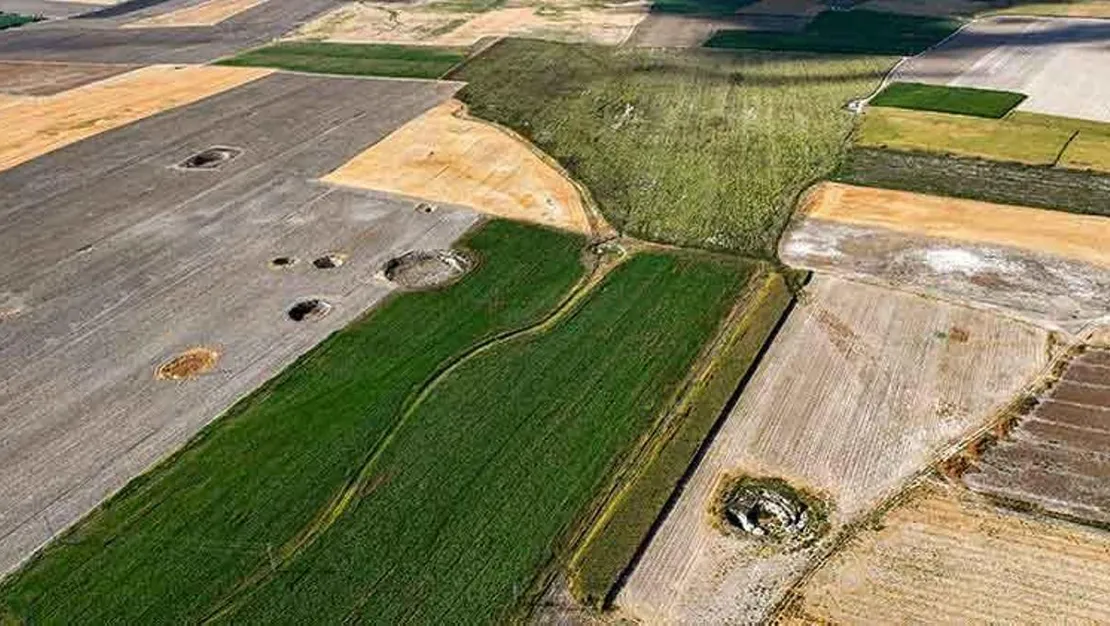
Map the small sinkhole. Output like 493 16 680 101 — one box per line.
415 202 437 214
288 299 331 322
313 254 345 269
178 146 241 170
270 256 297 268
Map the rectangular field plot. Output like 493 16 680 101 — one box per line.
0 227 758 624
618 275 1050 624
219 42 468 79
706 10 961 55
784 481 1110 624
869 82 1025 118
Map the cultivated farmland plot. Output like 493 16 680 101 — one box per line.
894 16 1110 123
618 274 1051 623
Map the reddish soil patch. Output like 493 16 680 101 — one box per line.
156 348 219 380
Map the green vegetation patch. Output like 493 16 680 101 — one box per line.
0 12 40 30
650 0 757 16
1 220 759 624
570 271 794 608
451 39 893 257
836 147 1110 218
706 10 962 55
856 107 1110 170
0 221 586 624
870 82 1026 118
218 42 467 79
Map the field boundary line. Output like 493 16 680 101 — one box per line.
1053 129 1081 167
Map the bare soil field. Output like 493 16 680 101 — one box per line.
783 480 1110 624
617 275 1050 623
781 218 1110 331
894 16 1110 123
122 0 266 27
799 182 1110 268
322 99 594 234
0 60 136 95
0 64 271 172
0 72 471 576
992 0 1110 17
295 0 649 47
855 0 986 16
964 348 1110 526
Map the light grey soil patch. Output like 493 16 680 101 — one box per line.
0 292 24 320
383 249 470 289
780 217 1110 331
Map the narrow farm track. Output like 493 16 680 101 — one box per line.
202 248 620 622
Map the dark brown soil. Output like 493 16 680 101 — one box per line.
1053 381 1110 408
1080 349 1110 368
1062 362 1110 386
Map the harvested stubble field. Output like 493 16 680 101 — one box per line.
783 480 1110 624
322 98 593 234
706 10 961 55
618 275 1050 623
451 39 894 257
570 270 795 607
219 42 467 79
0 220 761 624
294 0 648 48
123 0 266 27
856 107 1110 171
836 147 1110 218
869 82 1026 119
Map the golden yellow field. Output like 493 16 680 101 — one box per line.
0 65 271 172
124 0 267 28
323 99 594 234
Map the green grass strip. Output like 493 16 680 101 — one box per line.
706 10 962 55
870 82 1026 119
0 221 585 625
214 250 757 624
0 12 40 30
218 42 467 79
568 271 794 607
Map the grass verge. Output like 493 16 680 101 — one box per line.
856 107 1110 170
450 39 893 257
836 147 1110 218
869 82 1025 118
0 220 586 624
0 12 39 30
705 10 962 55
217 42 468 79
568 271 794 607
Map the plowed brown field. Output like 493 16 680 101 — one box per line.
0 61 136 96
322 99 594 234
784 481 1110 624
617 276 1050 623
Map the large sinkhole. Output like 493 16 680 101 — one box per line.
713 475 828 550
383 250 470 289
288 298 331 322
178 146 241 170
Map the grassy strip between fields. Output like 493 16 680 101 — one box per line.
450 38 894 258
836 147 1110 218
870 82 1025 119
1 220 760 624
857 107 1110 171
217 42 468 79
0 12 39 30
706 10 962 55
0 221 586 624
569 271 794 607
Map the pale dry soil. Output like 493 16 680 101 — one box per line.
295 0 648 47
799 182 1110 269
784 480 1110 624
323 99 593 234
123 0 268 28
894 16 1110 123
617 275 1050 624
0 64 271 173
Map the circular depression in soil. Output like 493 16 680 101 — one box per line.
383 250 471 289
714 475 828 550
288 298 331 322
